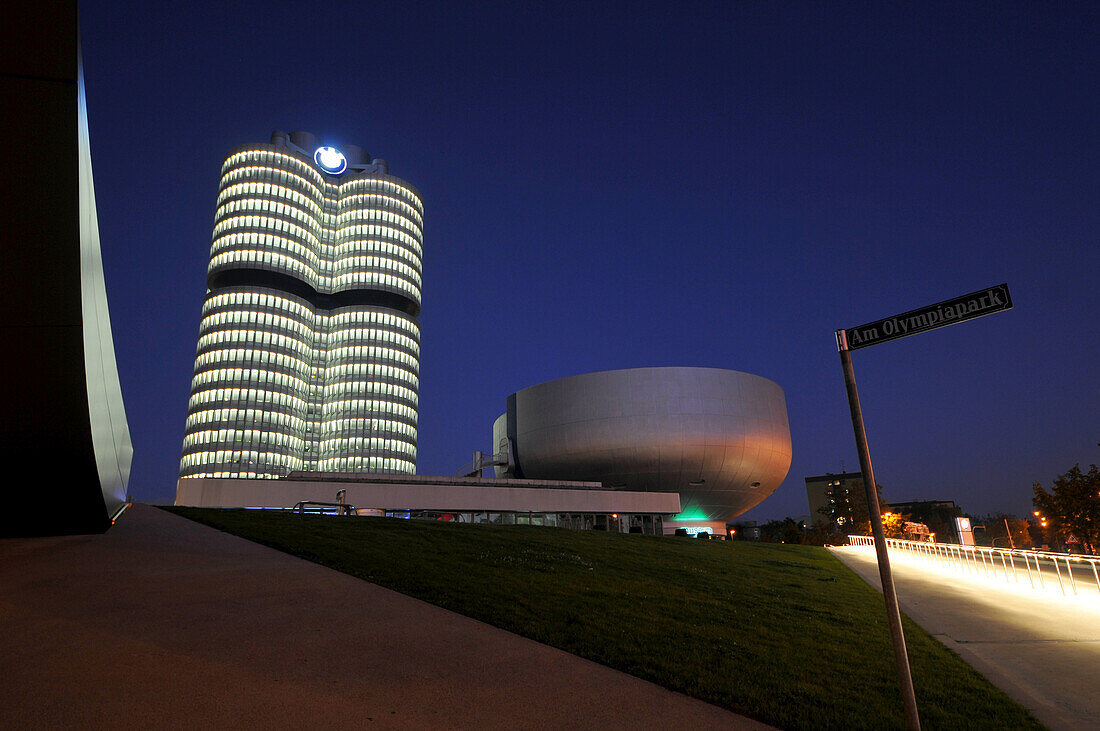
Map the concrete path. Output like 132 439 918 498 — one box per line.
0 505 767 730
831 546 1100 731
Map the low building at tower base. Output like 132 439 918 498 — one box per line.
176 473 680 535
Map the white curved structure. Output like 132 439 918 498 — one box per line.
493 367 792 524
180 131 422 479
2 24 132 535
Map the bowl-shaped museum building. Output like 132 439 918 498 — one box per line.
492 367 792 533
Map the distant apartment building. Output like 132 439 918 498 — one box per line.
804 472 864 528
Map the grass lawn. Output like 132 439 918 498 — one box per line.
167 507 1041 730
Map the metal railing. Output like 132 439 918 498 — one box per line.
846 535 1100 598
292 501 357 516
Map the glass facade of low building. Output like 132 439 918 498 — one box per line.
180 132 422 479
390 510 665 534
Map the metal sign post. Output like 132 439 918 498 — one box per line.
835 283 1012 731
837 328 921 731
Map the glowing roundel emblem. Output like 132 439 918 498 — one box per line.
314 146 347 174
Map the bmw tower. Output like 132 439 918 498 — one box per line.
179 131 422 480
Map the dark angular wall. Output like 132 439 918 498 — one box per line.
0 2 132 535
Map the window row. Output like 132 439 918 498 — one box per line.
185 407 307 433
203 290 313 321
190 371 418 407
183 428 304 451
181 449 305 471
221 153 422 216
333 239 421 271
209 249 313 285
210 233 318 272
324 362 418 389
323 381 418 406
330 271 420 301
214 214 320 247
194 348 312 376
209 242 421 295
321 417 418 440
197 329 310 356
194 351 419 385
193 338 420 373
182 435 416 463
327 327 420 355
339 178 422 213
336 223 421 257
224 149 325 188
191 367 309 393
209 232 422 278
316 456 416 474
189 386 307 411
326 345 419 372
216 198 322 237
182 470 291 479
198 312 418 347
339 193 423 227
221 165 322 203
322 398 417 422
200 309 313 341
317 437 417 457
184 410 417 444
336 208 422 240
218 181 325 218
328 308 419 335
333 256 422 286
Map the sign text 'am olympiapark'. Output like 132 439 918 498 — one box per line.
845 283 1012 350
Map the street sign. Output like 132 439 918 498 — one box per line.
843 283 1012 350
832 281 1014 731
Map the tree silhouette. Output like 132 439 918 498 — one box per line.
1033 463 1099 554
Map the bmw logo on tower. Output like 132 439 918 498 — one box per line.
314 145 347 174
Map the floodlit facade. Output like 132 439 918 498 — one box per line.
180 131 422 480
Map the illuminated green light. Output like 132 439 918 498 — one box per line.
673 507 710 522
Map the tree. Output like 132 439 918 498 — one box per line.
760 518 804 544
802 520 835 546
1032 463 1099 554
880 511 908 539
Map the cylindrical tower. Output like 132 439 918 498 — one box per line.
180 133 422 480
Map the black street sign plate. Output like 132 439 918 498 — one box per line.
844 283 1012 350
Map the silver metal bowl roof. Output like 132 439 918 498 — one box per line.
493 367 792 523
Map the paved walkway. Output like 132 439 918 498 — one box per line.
1 505 766 729
831 546 1100 731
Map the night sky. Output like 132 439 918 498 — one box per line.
80 2 1098 521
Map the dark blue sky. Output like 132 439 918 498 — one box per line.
81 1 1098 520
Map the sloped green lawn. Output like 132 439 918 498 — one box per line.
167 508 1041 730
